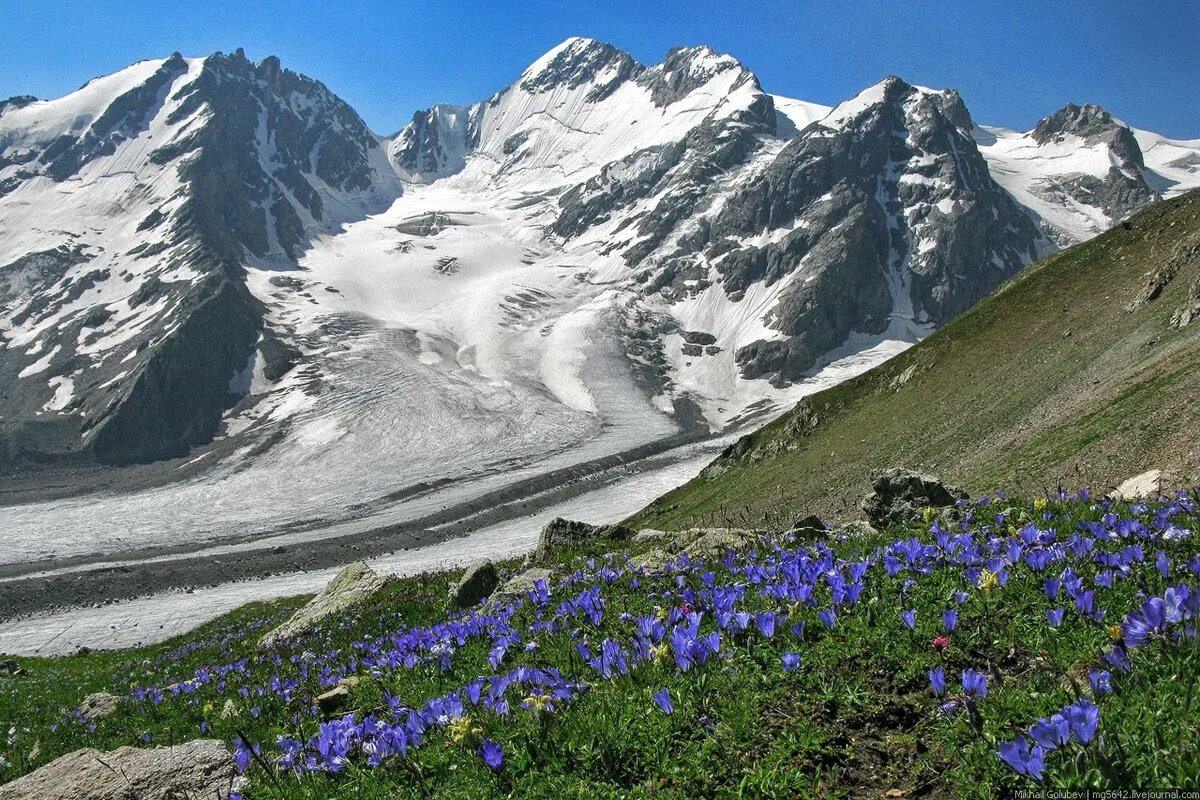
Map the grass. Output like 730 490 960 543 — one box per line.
3 491 1199 797
627 190 1200 532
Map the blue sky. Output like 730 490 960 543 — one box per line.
2 0 1197 137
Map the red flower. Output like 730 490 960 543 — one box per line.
931 635 951 651
679 604 693 615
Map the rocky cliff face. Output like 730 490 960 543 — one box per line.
0 50 395 465
626 77 1046 382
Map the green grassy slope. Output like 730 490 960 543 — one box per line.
631 191 1200 531
3 497 1199 797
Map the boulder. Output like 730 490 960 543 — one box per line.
0 739 244 800
682 528 761 559
861 468 968 529
628 549 675 573
79 692 120 722
490 567 554 605
260 562 386 649
837 520 880 538
1109 469 1173 500
0 658 26 677
533 518 633 563
632 528 671 544
315 676 361 716
788 514 828 538
450 559 498 608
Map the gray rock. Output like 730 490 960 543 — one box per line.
451 559 499 608
788 514 828 538
316 685 350 715
79 692 120 722
0 739 244 800
681 528 761 559
632 528 671 544
861 468 968 529
490 567 554 605
533 518 633 564
837 520 880 538
260 562 386 648
628 548 675 573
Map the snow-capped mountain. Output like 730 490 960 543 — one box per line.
1 38 1197 557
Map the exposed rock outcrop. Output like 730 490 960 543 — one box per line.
0 739 243 800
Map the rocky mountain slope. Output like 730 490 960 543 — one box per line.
1 38 1197 554
630 190 1200 530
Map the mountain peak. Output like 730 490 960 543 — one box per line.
1032 101 1122 142
518 37 641 99
819 76 969 132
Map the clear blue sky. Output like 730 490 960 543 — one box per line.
2 0 1197 138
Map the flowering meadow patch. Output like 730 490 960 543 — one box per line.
3 490 1200 797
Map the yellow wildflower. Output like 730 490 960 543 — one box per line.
447 716 480 743
1107 624 1123 642
523 693 553 714
978 569 999 592
202 701 214 716
650 643 670 664
922 506 937 524
1034 497 1048 512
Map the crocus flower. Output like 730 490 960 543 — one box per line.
782 653 802 672
652 688 674 715
900 610 916 630
1088 669 1112 697
818 609 837 630
1028 714 1070 750
942 610 958 632
997 737 1046 780
479 739 504 771
1046 608 1064 628
1064 699 1100 744
962 668 988 698
929 667 946 697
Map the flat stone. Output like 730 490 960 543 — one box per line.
0 739 244 800
628 549 675 573
837 520 880 538
1109 469 1173 500
632 528 671 544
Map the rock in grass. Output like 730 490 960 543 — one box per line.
628 548 674 573
260 562 386 649
79 692 120 722
837 520 879 538
632 528 671 544
0 739 244 800
861 468 967 529
451 559 499 608
490 567 554 605
533 518 634 564
1109 469 1173 500
788 514 828 538
681 528 760 559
